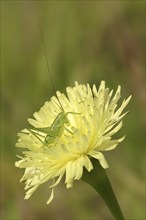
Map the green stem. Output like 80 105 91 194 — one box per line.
82 158 125 220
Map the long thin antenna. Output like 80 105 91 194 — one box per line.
38 26 63 111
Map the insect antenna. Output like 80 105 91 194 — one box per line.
38 26 64 112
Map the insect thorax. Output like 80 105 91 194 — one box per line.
51 112 70 131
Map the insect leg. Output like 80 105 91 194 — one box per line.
28 126 52 134
67 112 81 115
64 126 74 135
27 128 48 147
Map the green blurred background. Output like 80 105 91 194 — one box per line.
1 1 145 219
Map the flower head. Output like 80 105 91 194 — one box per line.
15 81 131 204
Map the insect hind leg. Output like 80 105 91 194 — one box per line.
26 128 48 147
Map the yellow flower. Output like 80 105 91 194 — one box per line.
15 81 131 204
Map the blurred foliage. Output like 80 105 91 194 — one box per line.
1 1 145 220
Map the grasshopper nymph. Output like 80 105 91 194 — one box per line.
27 110 80 147
25 27 80 147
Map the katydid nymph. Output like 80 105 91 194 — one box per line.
25 28 80 147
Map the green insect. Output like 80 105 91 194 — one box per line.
27 110 79 146
25 28 80 147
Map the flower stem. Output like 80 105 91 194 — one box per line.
82 158 125 220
